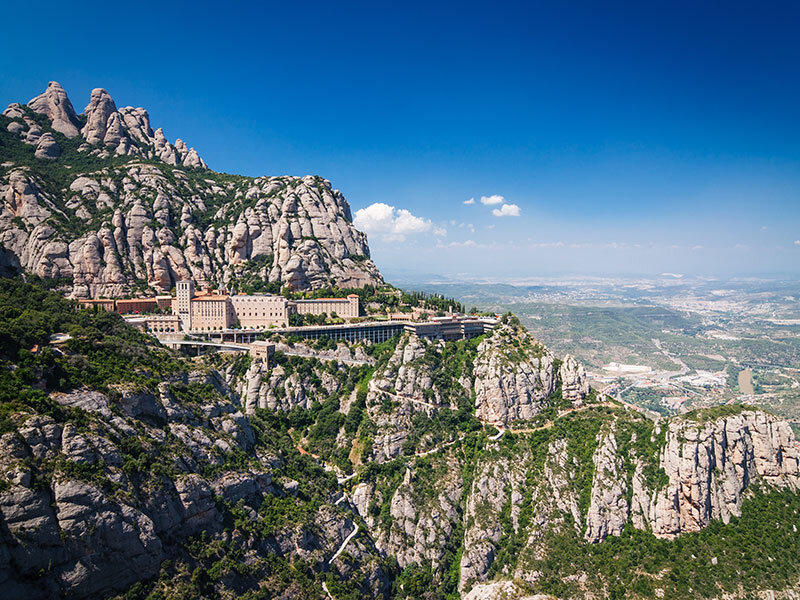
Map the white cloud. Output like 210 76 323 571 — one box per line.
463 198 475 205
433 226 447 237
480 195 504 205
492 203 521 217
353 202 432 242
794 240 800 246
761 225 769 230
437 239 478 248
529 241 565 248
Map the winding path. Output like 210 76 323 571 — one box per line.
329 526 359 565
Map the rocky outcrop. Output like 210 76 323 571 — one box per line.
1 82 382 294
352 460 463 573
34 133 61 159
6 83 206 169
584 428 628 542
365 334 472 461
0 164 381 295
473 323 555 425
460 456 527 592
0 380 388 599
78 86 206 168
463 581 550 600
238 357 354 413
27 81 81 138
644 410 800 537
559 354 589 405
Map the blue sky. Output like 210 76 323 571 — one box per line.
2 0 799 279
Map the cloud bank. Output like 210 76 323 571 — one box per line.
354 203 442 242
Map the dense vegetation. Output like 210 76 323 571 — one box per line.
0 276 186 433
529 487 800 599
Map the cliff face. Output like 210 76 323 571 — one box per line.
645 410 800 537
472 323 557 425
0 376 390 600
0 82 383 295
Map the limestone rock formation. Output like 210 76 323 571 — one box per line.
559 353 589 404
0 378 389 599
0 166 380 296
473 322 555 425
584 427 628 542
27 81 81 138
1 83 382 294
34 133 61 159
460 456 528 592
365 334 472 461
351 460 463 573
644 410 800 537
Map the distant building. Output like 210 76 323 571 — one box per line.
175 281 195 329
125 314 181 333
249 340 275 363
292 295 360 319
188 292 232 331
78 298 115 311
603 363 652 374
230 294 289 328
156 295 173 311
115 298 158 314
405 316 496 341
84 281 364 333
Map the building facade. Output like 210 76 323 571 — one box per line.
115 298 158 314
189 294 232 331
124 314 182 333
292 295 360 319
230 294 289 328
78 299 115 311
83 282 363 333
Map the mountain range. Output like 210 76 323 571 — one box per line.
0 82 382 297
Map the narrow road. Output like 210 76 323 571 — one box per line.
329 526 359 564
414 435 464 457
322 581 334 600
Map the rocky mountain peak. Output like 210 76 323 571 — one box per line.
82 87 118 145
0 83 383 294
27 81 81 138
5 82 208 170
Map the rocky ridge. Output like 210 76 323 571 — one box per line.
0 82 383 295
9 82 206 168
